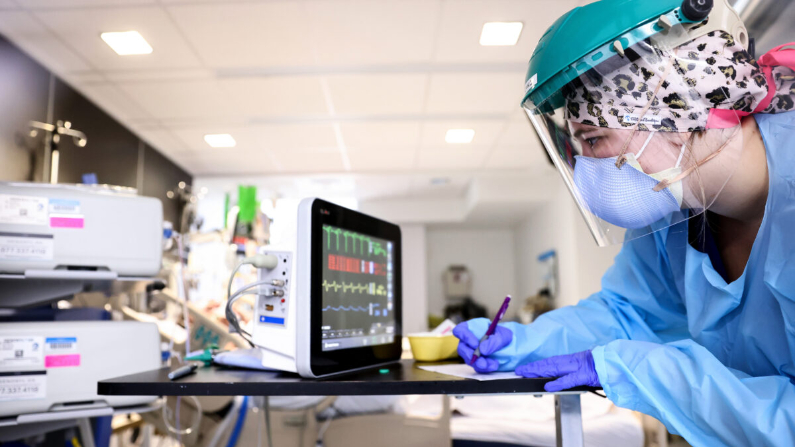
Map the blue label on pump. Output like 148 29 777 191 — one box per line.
259 316 285 325
48 199 80 214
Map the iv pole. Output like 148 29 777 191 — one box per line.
29 119 88 184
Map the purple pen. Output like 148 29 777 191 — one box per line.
470 295 511 365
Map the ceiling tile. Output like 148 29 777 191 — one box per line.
117 80 235 120
326 74 427 116
307 0 440 66
218 76 329 118
410 173 471 197
417 147 488 170
425 72 524 115
420 119 505 149
258 123 338 151
33 7 202 71
171 125 262 153
0 1 18 10
351 174 412 200
347 149 415 172
434 0 580 63
75 82 153 122
272 149 345 173
0 11 91 72
484 148 545 169
174 151 282 176
61 71 105 83
166 2 315 68
105 68 213 83
292 176 357 198
171 123 338 154
21 0 156 8
340 121 421 151
497 116 536 146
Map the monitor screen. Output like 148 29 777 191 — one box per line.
320 224 396 351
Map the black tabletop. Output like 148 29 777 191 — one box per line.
98 360 595 397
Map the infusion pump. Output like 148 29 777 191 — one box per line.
0 182 162 279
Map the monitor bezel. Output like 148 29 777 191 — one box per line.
308 198 402 376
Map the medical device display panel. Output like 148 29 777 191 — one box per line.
320 225 395 351
304 198 402 377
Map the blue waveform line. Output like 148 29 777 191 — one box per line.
322 305 369 312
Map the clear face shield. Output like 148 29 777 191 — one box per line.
523 24 745 246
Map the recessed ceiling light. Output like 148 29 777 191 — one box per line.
445 129 475 144
101 31 153 55
204 134 236 148
479 22 523 46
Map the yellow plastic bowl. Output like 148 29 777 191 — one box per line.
408 333 459 362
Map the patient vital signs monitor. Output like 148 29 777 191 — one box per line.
250 198 402 378
320 223 396 351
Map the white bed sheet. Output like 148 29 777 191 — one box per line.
451 408 643 447
403 394 643 447
270 395 402 417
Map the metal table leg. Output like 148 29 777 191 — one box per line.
77 418 96 447
555 394 584 447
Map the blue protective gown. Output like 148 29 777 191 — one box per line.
498 111 795 446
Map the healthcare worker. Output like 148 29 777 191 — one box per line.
454 0 795 445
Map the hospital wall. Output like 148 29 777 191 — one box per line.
400 224 429 333
0 34 191 224
425 227 518 319
514 181 622 309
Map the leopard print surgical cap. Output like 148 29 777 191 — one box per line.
564 32 795 132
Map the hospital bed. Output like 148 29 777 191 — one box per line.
401 394 644 447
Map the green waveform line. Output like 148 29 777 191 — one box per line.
323 226 343 250
321 280 389 296
323 225 388 259
372 242 387 257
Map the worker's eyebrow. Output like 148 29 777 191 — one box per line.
572 128 601 139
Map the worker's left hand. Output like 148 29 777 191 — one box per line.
515 350 600 392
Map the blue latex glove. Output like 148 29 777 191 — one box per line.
515 350 600 392
453 319 513 373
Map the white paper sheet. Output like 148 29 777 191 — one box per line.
418 363 520 381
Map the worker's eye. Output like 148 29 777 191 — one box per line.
585 136 600 149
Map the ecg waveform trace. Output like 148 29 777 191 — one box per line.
323 225 388 259
322 280 387 296
322 305 369 312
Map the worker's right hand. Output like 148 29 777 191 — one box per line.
453 319 514 373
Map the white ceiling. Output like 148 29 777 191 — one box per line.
0 0 588 224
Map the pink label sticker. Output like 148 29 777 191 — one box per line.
50 216 84 229
45 354 80 368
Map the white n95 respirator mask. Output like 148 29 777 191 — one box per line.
572 133 686 230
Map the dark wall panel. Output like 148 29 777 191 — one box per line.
51 78 140 188
142 143 192 225
0 34 50 182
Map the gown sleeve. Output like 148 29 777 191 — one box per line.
593 339 795 446
490 228 689 371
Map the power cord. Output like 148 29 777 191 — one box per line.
225 254 280 347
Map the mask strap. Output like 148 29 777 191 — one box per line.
616 54 676 169
674 141 687 168
635 132 655 160
653 128 737 192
